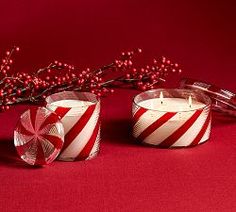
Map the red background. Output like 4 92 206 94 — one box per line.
0 0 236 211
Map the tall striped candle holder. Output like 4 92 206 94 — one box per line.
46 91 100 161
132 89 212 148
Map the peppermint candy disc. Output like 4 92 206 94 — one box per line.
14 107 64 166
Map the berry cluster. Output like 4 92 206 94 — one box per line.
0 46 182 111
124 56 182 90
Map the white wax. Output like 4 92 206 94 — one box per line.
50 99 94 108
138 98 205 112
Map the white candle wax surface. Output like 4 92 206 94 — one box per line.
50 99 94 108
138 98 205 112
48 99 95 116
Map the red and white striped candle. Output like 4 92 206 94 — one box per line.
132 89 212 148
46 91 100 161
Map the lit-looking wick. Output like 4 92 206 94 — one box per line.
160 91 164 104
188 95 192 108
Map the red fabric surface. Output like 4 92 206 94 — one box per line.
0 0 236 211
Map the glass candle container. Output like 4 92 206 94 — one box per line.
46 91 100 161
132 89 212 148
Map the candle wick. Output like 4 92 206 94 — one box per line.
188 95 192 108
160 91 164 105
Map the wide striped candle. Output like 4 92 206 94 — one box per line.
46 91 100 161
132 89 212 148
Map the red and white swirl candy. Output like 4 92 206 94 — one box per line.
14 107 64 165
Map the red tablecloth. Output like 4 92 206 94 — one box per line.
0 1 236 211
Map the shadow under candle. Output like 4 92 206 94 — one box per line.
101 118 138 146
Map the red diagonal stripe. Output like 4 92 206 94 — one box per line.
158 110 203 148
75 119 100 161
43 134 64 150
133 108 147 123
54 107 71 119
137 112 177 142
190 112 211 146
39 107 70 131
62 104 96 151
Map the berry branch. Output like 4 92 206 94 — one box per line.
0 47 182 111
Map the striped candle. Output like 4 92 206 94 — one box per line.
132 89 212 148
46 91 100 161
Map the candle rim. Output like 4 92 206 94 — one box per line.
133 89 211 112
45 91 100 108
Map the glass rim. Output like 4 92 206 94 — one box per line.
45 91 100 108
133 88 212 112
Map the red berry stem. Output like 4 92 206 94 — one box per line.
0 47 182 111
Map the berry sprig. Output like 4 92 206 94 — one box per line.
0 47 182 111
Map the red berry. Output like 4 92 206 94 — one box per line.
140 85 146 91
34 85 39 90
126 74 131 79
138 74 143 80
17 89 22 95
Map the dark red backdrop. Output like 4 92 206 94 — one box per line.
0 1 235 211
